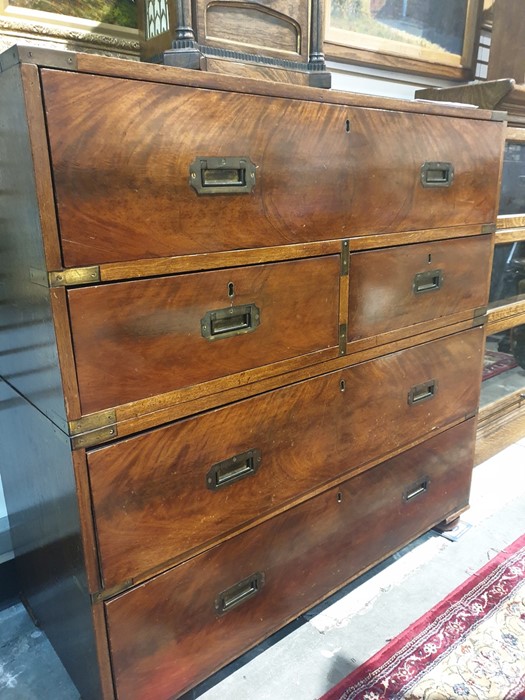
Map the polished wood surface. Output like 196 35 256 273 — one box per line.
68 49 498 120
194 0 309 62
105 419 476 700
89 327 483 588
106 314 484 442
68 256 340 414
41 69 502 266
0 46 502 700
348 234 492 341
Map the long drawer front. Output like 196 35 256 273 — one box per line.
89 327 483 588
105 419 476 700
41 69 502 266
68 255 341 414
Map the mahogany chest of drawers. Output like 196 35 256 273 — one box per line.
0 45 504 700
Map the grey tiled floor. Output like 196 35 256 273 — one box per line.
1 437 524 699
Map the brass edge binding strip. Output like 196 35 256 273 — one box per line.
0 46 78 72
481 223 497 234
49 266 101 287
91 580 133 603
69 410 117 450
473 306 488 318
472 314 488 328
339 324 347 356
490 111 507 122
341 239 349 276
71 426 118 450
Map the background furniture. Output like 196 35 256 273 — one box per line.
135 0 331 86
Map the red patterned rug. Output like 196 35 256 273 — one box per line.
482 350 518 381
319 534 525 700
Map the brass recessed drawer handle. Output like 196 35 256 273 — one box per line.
413 269 443 294
420 161 454 188
403 477 430 502
189 156 256 195
206 449 261 490
215 572 265 615
408 379 437 405
201 303 260 341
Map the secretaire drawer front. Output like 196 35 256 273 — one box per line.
67 255 340 415
89 327 482 588
348 234 492 341
105 419 476 700
41 69 502 266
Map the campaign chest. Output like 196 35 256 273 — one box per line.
0 45 504 700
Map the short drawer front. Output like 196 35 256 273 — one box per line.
89 327 483 588
41 70 502 266
348 234 492 341
105 419 476 700
67 255 340 415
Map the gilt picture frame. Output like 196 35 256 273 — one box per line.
0 0 139 57
324 0 482 79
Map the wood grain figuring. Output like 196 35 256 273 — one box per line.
204 4 304 59
348 235 492 340
87 226 485 284
348 224 487 252
105 419 476 700
106 315 484 440
99 240 340 282
40 69 503 266
0 46 504 700
71 51 497 120
68 256 340 414
202 57 313 85
89 327 483 588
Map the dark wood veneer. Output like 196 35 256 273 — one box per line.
41 69 502 266
0 45 503 700
105 420 476 700
68 255 340 414
89 328 483 588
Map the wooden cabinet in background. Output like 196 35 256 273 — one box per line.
0 44 504 700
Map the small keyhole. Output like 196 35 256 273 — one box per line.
340 380 346 392
345 119 351 133
337 492 343 503
428 254 432 264
228 282 235 298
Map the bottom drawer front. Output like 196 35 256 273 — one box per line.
105 420 475 700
